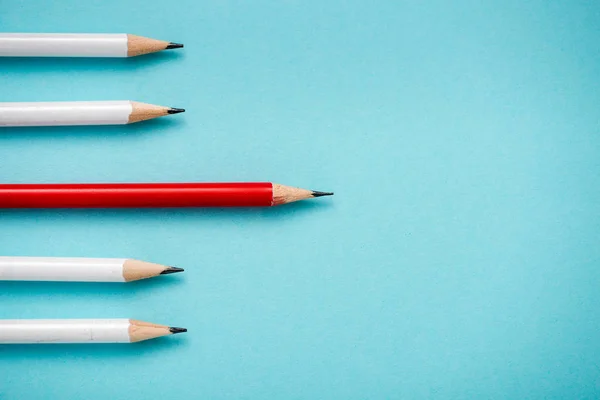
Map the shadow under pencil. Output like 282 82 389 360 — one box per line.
0 200 335 224
0 112 185 140
0 274 184 298
0 50 184 73
0 337 187 360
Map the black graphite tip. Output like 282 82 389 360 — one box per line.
166 42 184 50
160 266 185 275
169 327 188 334
312 191 334 198
168 108 186 114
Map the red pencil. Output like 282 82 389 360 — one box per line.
0 183 333 208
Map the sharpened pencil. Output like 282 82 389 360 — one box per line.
0 33 183 57
0 182 334 208
0 101 185 127
0 319 188 344
0 257 184 282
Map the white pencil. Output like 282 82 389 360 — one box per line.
0 319 187 344
0 257 184 282
0 33 183 57
0 101 185 127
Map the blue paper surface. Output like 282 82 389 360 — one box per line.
1 1 600 398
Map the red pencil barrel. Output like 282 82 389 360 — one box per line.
0 183 274 208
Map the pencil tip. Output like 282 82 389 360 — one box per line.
168 108 185 114
160 266 185 275
311 190 334 198
169 327 188 334
166 42 184 50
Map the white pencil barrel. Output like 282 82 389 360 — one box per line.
0 257 126 282
0 319 131 343
0 33 127 57
0 101 133 127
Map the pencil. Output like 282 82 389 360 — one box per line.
0 183 334 208
0 319 187 344
0 101 185 127
0 257 184 282
0 33 183 57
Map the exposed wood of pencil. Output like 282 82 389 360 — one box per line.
127 34 182 57
128 319 186 342
122 259 183 282
272 184 334 205
128 101 182 123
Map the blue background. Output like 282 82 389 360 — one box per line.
1 1 600 398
